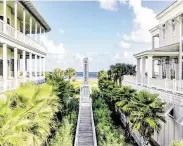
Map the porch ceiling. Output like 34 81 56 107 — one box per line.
134 43 179 58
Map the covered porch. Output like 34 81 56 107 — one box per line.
124 44 183 94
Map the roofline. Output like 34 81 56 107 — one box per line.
134 51 179 58
155 0 183 20
156 0 177 19
20 1 51 32
134 43 179 58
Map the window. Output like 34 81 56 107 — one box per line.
0 16 10 24
172 19 176 36
162 24 166 39
168 109 174 118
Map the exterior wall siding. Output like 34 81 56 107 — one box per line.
159 17 180 48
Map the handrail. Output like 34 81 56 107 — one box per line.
74 99 81 146
123 75 183 95
90 99 97 146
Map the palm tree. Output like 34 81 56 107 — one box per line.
108 63 128 86
128 90 166 145
97 70 108 80
109 65 118 85
0 83 59 146
112 86 137 139
64 68 76 81
46 68 64 85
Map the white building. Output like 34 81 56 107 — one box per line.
0 0 50 92
123 1 183 146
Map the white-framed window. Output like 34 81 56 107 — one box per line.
162 24 166 39
172 19 176 36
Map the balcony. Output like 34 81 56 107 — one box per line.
0 76 45 93
123 75 183 105
0 19 45 53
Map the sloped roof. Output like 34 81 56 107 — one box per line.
20 0 51 32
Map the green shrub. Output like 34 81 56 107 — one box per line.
50 119 73 146
171 141 183 146
92 91 125 146
0 83 59 146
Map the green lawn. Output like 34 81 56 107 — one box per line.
73 79 98 87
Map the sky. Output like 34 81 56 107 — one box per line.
32 0 173 72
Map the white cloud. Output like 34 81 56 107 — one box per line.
59 28 64 34
42 36 66 55
122 34 130 41
122 0 158 43
124 51 129 57
98 0 118 11
120 41 131 49
111 54 120 61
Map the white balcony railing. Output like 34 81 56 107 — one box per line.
0 77 45 93
123 75 183 95
0 80 4 92
0 20 3 32
0 20 45 52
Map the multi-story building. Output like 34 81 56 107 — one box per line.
123 0 183 145
0 0 50 92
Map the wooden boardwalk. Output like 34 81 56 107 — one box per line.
78 105 94 146
74 85 97 146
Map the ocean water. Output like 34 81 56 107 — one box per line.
76 72 97 78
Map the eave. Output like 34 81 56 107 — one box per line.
20 0 51 32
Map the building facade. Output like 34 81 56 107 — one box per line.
123 1 183 146
0 0 50 92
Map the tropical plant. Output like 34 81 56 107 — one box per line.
46 68 64 85
92 90 125 146
64 68 76 81
112 86 137 113
46 68 79 146
50 119 73 146
111 86 137 139
108 63 135 86
0 83 59 146
171 141 183 146
128 90 166 145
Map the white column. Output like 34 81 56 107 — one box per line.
159 64 163 79
152 60 155 78
39 56 42 76
179 16 183 80
14 48 18 79
147 56 153 87
29 52 32 78
3 44 7 91
14 0 17 38
140 57 146 85
22 51 26 78
147 56 153 78
152 36 155 50
136 58 140 84
35 23 37 41
3 0 7 33
23 9 26 41
35 55 37 78
43 57 45 77
30 17 32 38
40 27 42 44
